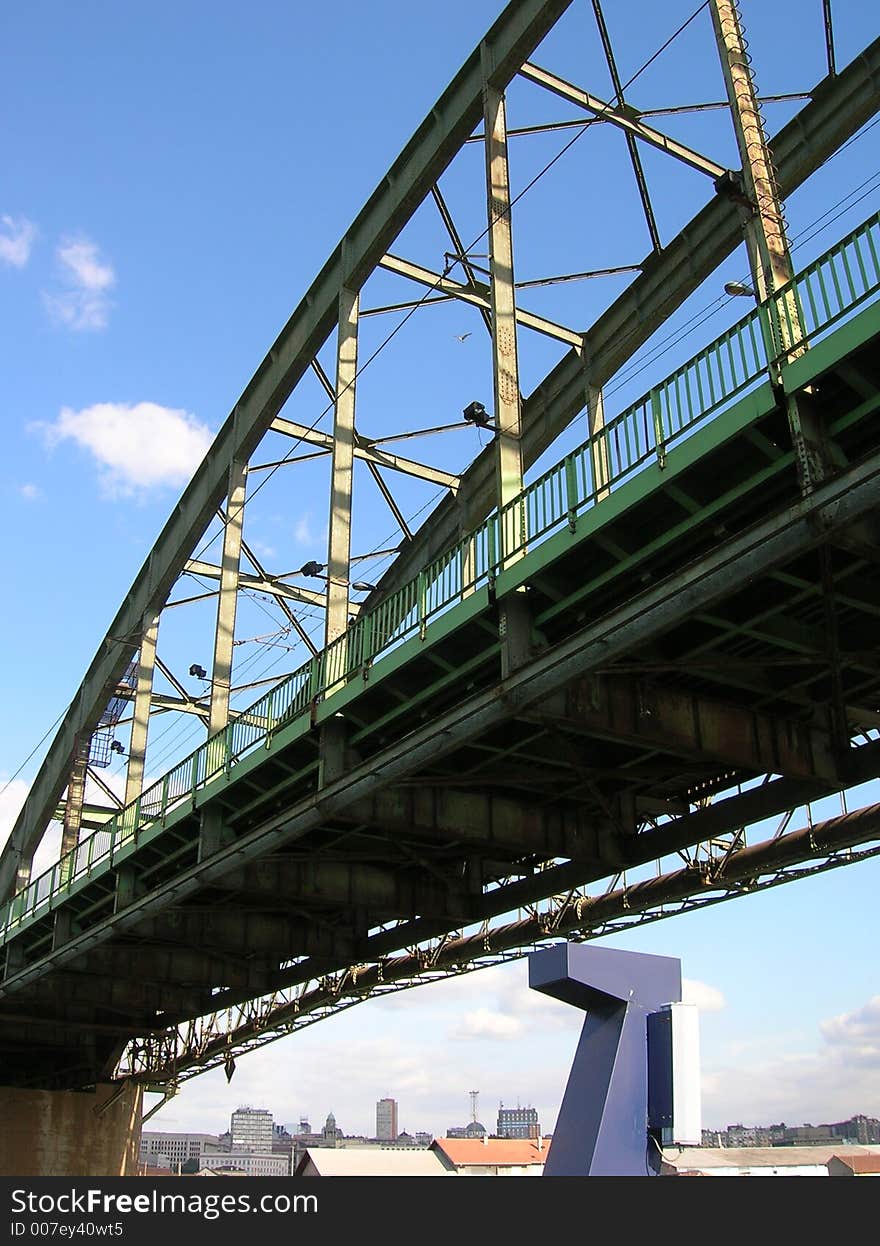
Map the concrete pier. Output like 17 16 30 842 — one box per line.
0 1082 142 1176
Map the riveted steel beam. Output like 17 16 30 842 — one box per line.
209 459 248 737
60 736 90 860
341 787 621 866
4 970 205 1018
709 0 795 298
210 857 474 922
78 944 255 992
483 66 524 519
326 286 358 649
522 674 839 782
709 0 818 493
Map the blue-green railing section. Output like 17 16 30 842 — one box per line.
3 210 879 942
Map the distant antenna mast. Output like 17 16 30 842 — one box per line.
469 1090 479 1123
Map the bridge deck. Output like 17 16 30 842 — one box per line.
3 216 880 1088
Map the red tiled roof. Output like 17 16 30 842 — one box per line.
830 1153 880 1174
433 1138 550 1166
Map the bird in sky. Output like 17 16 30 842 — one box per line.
455 332 472 342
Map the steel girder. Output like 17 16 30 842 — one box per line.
366 33 880 588
6 451 879 1019
2 14 878 901
0 0 575 899
115 798 880 1085
522 674 839 782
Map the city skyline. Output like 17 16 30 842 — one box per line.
141 1082 879 1145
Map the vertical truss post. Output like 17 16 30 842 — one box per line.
321 284 359 784
709 0 795 302
124 613 159 810
483 52 530 677
14 853 32 894
587 384 610 501
823 0 837 77
326 285 359 650
583 342 611 502
482 56 525 557
709 0 824 492
209 459 248 749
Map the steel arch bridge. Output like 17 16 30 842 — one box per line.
2 0 880 1093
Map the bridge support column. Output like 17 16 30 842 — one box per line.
0 1082 142 1176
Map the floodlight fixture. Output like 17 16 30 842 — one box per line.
463 400 493 427
724 281 756 298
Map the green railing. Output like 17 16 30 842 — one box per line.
3 209 879 945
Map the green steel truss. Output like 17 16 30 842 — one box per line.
1 0 880 1090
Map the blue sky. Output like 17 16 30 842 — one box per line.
1 0 879 1140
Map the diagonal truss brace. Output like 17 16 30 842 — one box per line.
380 252 584 348
269 414 460 492
519 62 727 180
184 557 340 612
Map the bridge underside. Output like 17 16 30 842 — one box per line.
3 301 880 1090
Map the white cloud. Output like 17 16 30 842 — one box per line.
683 978 726 1012
0 215 37 268
0 779 30 850
294 515 314 545
442 960 580 1042
37 401 213 496
18 483 42 501
44 235 115 330
249 539 277 561
0 779 61 879
820 995 880 1066
700 993 880 1127
57 238 114 291
451 1008 524 1041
